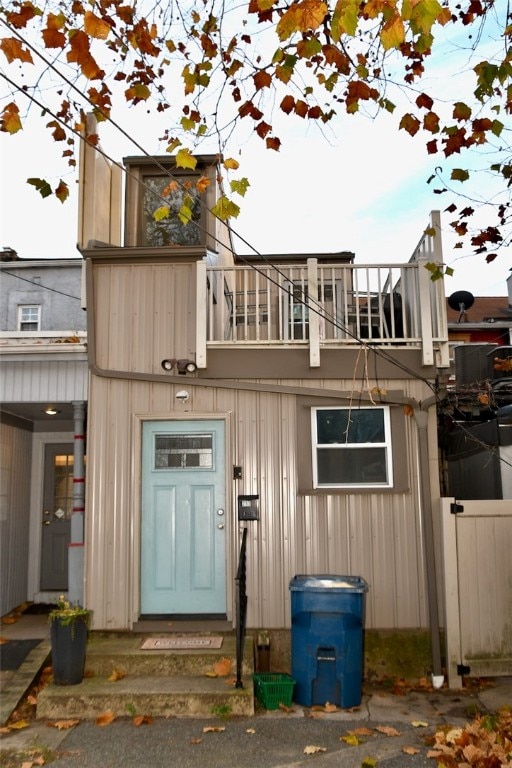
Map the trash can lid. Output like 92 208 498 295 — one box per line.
289 574 369 592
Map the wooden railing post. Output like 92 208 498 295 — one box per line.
307 258 320 367
196 260 207 368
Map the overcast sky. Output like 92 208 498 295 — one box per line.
1 8 510 299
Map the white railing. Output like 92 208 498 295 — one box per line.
197 257 449 369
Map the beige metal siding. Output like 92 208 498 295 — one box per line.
0 421 32 615
85 373 437 632
92 263 197 372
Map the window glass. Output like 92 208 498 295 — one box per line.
312 406 392 488
18 305 41 331
53 454 74 519
155 434 213 469
142 175 201 246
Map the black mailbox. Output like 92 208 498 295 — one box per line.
238 495 259 521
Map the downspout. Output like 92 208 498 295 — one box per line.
69 400 86 606
412 387 446 687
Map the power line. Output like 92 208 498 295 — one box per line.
1 21 439 388
1 268 82 301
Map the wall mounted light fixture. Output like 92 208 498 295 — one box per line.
161 358 197 375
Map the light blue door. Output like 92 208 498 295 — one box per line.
141 420 226 616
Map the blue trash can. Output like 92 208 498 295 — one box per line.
289 574 368 709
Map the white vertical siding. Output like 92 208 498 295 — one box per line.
0 359 88 402
0 421 32 615
85 373 436 632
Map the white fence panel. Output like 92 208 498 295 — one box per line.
441 498 512 688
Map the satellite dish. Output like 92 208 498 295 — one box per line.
448 290 475 312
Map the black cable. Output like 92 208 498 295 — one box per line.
0 23 440 388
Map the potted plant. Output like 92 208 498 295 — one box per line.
49 595 90 685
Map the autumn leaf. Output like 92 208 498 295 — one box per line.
84 10 111 39
176 148 197 170
96 710 116 726
223 157 240 170
211 196 240 221
0 37 34 64
361 759 377 768
153 205 170 222
230 178 250 197
202 725 225 732
133 714 153 726
27 178 53 198
451 168 470 182
47 719 80 730
0 102 22 134
380 14 405 50
107 668 126 682
341 732 360 745
303 745 327 754
276 0 328 41
253 70 272 90
195 176 210 193
213 657 232 677
7 719 30 730
402 746 420 754
399 113 421 136
375 725 400 736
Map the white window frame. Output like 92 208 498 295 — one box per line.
311 405 393 489
17 305 41 331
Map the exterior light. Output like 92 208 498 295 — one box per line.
161 359 197 374
44 407 60 415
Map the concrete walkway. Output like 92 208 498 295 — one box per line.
1 612 511 767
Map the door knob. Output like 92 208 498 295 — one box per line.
43 520 50 526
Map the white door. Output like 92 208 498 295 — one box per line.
141 420 227 617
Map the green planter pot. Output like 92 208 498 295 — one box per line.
50 618 88 685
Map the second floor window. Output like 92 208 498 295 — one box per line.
142 175 202 247
18 305 41 331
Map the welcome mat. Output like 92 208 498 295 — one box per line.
0 639 42 671
140 636 223 650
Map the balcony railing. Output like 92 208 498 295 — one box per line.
197 258 449 369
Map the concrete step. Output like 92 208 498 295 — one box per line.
83 635 253 677
36 633 256 720
36 673 255 719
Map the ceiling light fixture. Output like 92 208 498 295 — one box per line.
44 407 60 416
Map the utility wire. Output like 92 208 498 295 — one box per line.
1 268 82 301
1 20 439 388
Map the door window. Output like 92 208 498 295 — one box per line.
154 434 213 469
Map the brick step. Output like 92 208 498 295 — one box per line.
82 635 253 677
36 673 255 719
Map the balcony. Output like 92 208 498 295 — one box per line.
197 258 449 369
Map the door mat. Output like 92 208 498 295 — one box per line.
140 636 223 650
0 639 42 671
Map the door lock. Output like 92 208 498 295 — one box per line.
217 523 225 529
43 520 50 526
